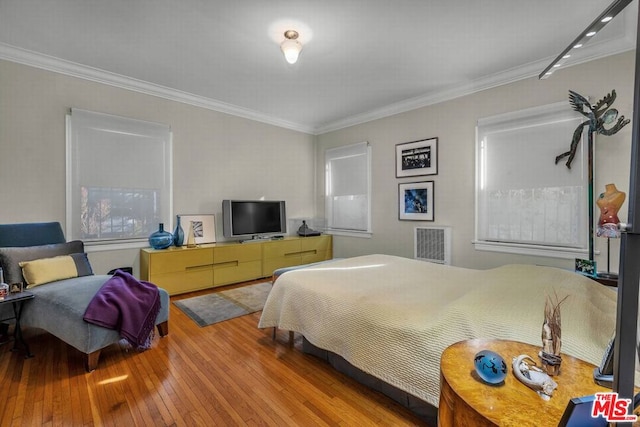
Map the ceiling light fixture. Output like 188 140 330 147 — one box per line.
539 0 632 79
281 30 302 64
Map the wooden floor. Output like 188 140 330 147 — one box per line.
0 282 430 426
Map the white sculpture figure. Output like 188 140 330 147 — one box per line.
512 354 558 401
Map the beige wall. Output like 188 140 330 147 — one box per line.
1 51 635 275
316 51 635 271
0 59 316 275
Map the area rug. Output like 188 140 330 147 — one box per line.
174 282 272 327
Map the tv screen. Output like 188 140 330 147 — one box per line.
222 200 286 238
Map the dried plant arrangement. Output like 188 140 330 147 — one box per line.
540 292 568 376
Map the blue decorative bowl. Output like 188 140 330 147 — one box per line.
473 350 508 384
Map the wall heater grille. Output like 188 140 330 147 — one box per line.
414 226 451 265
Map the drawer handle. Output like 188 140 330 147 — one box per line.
284 250 317 257
185 264 214 270
213 261 239 268
284 252 299 258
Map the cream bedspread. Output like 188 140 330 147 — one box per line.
258 254 619 407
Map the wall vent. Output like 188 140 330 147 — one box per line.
414 226 451 265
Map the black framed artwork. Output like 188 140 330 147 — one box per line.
396 137 438 177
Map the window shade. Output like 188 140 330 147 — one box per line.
475 101 588 256
66 109 172 243
325 142 371 234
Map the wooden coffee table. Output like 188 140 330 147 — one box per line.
438 339 609 426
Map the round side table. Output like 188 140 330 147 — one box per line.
438 339 609 426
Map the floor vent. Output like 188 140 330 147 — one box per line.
414 226 451 265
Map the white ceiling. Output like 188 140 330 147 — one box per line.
0 1 636 134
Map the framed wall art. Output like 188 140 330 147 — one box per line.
399 181 434 221
396 137 438 177
178 214 216 244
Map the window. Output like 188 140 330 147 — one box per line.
475 101 589 258
66 109 172 248
325 142 372 237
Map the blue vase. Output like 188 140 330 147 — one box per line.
173 216 184 247
149 223 173 249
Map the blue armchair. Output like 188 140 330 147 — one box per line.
0 222 169 371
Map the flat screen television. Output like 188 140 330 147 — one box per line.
222 200 286 239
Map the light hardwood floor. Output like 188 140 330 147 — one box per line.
0 283 429 426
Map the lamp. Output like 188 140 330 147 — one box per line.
281 30 302 64
596 183 626 279
539 0 632 79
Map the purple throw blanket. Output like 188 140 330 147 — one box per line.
83 270 161 350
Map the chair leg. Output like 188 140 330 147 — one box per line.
156 321 169 337
85 350 101 372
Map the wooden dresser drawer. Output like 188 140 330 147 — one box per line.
149 268 214 295
214 260 262 286
214 244 261 263
262 239 302 259
146 247 213 274
300 236 331 252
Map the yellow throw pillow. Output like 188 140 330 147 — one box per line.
19 254 90 288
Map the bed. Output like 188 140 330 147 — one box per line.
258 254 620 422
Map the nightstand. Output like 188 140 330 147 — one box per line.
438 339 608 426
0 291 35 358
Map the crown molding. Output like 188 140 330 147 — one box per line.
314 33 636 134
0 43 315 134
1 19 635 138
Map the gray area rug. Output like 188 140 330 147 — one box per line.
174 282 272 327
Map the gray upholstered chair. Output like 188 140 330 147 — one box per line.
0 222 169 371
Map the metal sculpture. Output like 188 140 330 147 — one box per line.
555 90 629 169
554 90 630 263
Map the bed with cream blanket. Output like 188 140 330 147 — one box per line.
258 254 618 414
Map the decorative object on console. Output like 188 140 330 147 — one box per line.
398 181 434 221
297 220 321 237
148 223 173 249
178 214 216 244
555 90 629 262
185 222 197 248
596 183 625 279
173 215 184 247
395 137 438 177
541 293 567 376
473 349 507 384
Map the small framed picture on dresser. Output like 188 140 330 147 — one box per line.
178 214 216 244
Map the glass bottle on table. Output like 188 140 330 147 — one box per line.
0 267 8 299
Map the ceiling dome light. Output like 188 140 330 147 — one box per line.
281 30 302 64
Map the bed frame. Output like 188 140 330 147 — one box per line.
301 337 438 425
